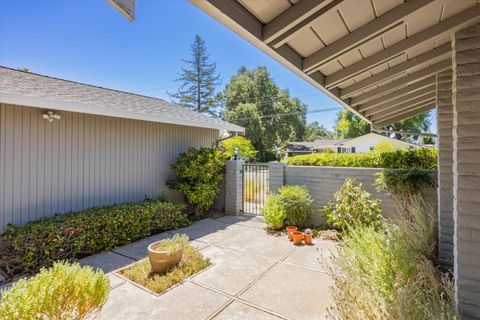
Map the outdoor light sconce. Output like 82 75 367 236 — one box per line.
42 110 61 122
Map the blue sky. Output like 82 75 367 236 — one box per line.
0 0 434 132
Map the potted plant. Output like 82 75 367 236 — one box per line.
292 231 304 245
304 228 313 245
147 235 185 274
286 226 298 241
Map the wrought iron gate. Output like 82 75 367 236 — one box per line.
242 164 269 215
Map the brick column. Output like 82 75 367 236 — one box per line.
452 23 480 318
268 161 286 193
436 70 454 269
225 159 244 215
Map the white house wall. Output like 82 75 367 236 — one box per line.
0 103 219 233
341 134 415 153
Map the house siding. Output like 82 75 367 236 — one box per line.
0 103 218 233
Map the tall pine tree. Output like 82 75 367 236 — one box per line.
169 35 220 115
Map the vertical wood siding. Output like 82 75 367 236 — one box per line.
0 103 218 233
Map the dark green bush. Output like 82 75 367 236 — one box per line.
263 185 313 229
0 199 189 276
285 147 437 169
168 147 226 216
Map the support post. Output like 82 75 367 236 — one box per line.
225 160 245 215
452 22 480 318
436 70 454 270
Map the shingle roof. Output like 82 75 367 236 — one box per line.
288 138 350 151
0 66 243 132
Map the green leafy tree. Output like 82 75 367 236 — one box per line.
334 110 432 143
220 135 257 160
220 66 307 160
169 35 220 115
305 121 332 141
333 110 370 138
168 147 226 216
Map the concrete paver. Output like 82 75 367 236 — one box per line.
79 251 134 273
283 240 338 272
77 216 338 319
192 245 277 295
240 262 334 320
213 301 284 320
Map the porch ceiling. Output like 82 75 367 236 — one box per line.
189 0 480 128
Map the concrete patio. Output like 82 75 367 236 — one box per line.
79 215 337 320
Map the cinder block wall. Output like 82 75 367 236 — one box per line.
282 166 437 226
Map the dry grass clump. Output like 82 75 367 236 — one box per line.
119 237 210 294
327 196 458 320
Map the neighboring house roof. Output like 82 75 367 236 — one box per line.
342 133 418 148
288 138 349 151
0 66 244 132
287 133 417 151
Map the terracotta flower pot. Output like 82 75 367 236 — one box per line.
148 241 183 274
286 226 298 241
292 231 304 245
304 233 313 245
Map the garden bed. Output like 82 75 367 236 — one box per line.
117 239 210 295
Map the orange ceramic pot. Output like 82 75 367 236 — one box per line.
286 226 298 241
292 231 304 245
148 242 183 274
304 233 313 245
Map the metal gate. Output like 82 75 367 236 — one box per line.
242 164 269 215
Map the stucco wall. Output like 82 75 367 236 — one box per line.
0 103 219 233
275 165 437 226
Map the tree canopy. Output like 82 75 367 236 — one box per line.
220 66 307 160
169 35 220 115
333 110 432 143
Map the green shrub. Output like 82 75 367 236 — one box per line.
285 147 437 169
375 169 437 218
322 178 382 231
168 147 226 216
220 135 257 160
327 195 457 320
0 261 109 320
0 199 189 276
263 185 313 229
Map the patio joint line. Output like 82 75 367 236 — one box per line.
197 245 297 320
190 280 290 320
110 249 140 261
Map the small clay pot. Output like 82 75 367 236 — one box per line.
292 231 304 245
286 226 298 241
148 242 183 274
304 232 313 245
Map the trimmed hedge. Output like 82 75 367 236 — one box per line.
285 148 437 169
0 199 189 276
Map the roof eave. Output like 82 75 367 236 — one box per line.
0 92 244 133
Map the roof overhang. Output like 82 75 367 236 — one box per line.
0 92 244 132
188 0 480 128
107 0 136 21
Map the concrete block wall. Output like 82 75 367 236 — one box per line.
268 162 286 194
437 70 455 269
225 160 244 215
282 166 437 226
452 23 480 318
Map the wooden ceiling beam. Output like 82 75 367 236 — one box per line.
265 0 343 48
373 102 436 127
340 43 450 99
324 6 480 88
351 59 450 105
365 91 436 118
355 77 435 109
303 0 434 73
